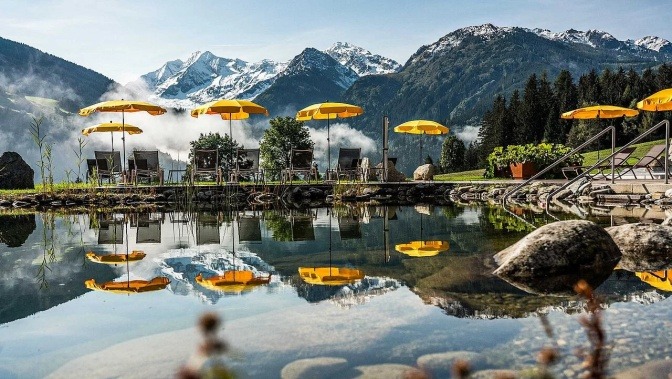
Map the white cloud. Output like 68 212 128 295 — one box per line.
307 122 377 169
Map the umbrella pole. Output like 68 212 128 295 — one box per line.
110 132 114 153
230 115 233 183
420 134 424 164
327 118 331 180
329 209 332 276
122 110 127 183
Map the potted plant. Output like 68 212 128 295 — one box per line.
505 144 538 179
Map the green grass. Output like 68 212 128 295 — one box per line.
434 169 486 181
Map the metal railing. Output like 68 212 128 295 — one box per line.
502 126 616 204
544 119 671 209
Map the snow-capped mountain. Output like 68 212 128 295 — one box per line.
128 51 287 109
634 35 672 54
131 43 399 109
325 42 401 76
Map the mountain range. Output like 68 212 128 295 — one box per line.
2 24 672 177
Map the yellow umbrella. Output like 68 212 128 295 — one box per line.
636 270 672 292
395 240 449 257
195 271 271 294
296 102 364 175
85 276 170 294
298 267 364 286
637 89 672 111
191 99 269 176
81 122 143 156
86 250 146 264
79 100 166 173
561 105 639 119
394 120 449 164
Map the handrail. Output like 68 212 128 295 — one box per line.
502 126 616 204
544 119 670 209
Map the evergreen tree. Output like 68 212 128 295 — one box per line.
518 74 544 143
478 94 510 157
439 135 465 173
554 70 578 143
577 69 601 105
464 142 480 170
259 116 314 178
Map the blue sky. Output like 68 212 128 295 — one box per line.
1 0 671 83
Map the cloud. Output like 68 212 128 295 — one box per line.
455 124 480 144
307 122 377 168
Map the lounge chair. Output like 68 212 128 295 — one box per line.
131 150 164 185
191 149 222 185
335 148 361 182
561 147 636 180
97 214 124 244
281 149 317 184
94 151 123 184
231 149 264 184
618 144 669 179
338 214 362 239
196 211 221 245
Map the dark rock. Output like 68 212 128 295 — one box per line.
494 220 621 295
0 152 34 190
413 164 436 180
0 214 36 247
606 223 672 271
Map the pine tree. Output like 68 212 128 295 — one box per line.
518 74 544 143
439 135 466 173
554 70 578 144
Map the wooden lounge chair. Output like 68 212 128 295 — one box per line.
94 151 123 184
335 148 361 182
131 150 164 185
191 149 222 185
282 149 317 184
230 149 264 184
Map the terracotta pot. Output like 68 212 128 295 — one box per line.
509 162 537 179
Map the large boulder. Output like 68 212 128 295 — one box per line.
373 161 406 182
0 152 34 190
494 220 621 295
413 164 436 180
606 223 672 271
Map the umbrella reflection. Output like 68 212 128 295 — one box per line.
85 277 170 294
86 251 146 264
395 240 449 257
195 271 271 294
396 207 449 258
636 270 672 292
298 267 364 286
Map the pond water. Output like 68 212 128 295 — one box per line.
0 205 670 378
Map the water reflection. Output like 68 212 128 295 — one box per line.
0 213 36 247
0 205 671 320
85 276 170 294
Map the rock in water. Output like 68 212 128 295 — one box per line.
606 223 672 271
413 164 436 180
0 152 34 190
494 220 621 295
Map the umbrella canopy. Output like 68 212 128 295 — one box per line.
79 100 165 174
296 102 363 176
190 99 269 119
81 122 143 136
195 271 271 294
393 120 450 134
298 267 364 286
86 251 146 264
560 105 639 119
637 89 672 111
85 277 170 294
394 120 449 164
636 270 672 292
395 240 450 257
81 122 143 160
